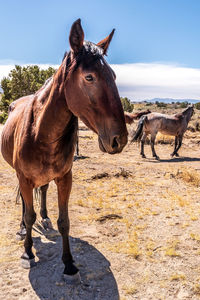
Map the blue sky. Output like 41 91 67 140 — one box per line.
1 0 200 100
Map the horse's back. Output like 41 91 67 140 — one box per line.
1 96 33 167
145 112 186 136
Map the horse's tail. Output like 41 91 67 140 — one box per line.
131 115 147 143
16 186 42 204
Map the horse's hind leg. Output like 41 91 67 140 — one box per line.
39 184 53 230
19 177 36 268
150 134 159 160
55 170 80 283
16 194 27 241
140 133 147 158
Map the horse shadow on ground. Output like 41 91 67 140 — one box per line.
29 234 119 300
74 155 89 161
150 156 200 163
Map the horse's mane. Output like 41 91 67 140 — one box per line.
182 105 193 115
175 105 193 118
58 114 78 160
34 76 53 97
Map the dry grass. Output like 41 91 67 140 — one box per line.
123 285 138 296
176 167 200 187
156 133 174 144
170 273 186 281
0 114 200 300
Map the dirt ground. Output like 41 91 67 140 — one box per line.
0 118 200 300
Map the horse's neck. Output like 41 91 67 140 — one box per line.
184 108 192 123
34 67 73 143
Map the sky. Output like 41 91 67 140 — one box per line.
1 0 200 100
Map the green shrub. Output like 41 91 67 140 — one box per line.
155 101 167 108
0 65 56 123
180 101 189 108
120 97 134 112
195 102 200 110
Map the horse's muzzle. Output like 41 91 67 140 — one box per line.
98 134 128 154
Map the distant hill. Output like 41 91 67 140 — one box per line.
133 98 200 104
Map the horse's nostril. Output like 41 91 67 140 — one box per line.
112 136 120 149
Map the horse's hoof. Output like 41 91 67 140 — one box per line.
141 154 146 158
41 218 59 238
175 153 179 157
45 229 60 238
16 232 26 241
16 227 26 241
63 272 81 285
170 153 174 157
21 257 36 269
155 156 160 160
41 218 53 230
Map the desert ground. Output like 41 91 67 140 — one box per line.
0 105 200 300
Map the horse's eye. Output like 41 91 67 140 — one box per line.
85 74 93 82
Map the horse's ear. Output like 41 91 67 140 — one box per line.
69 19 84 55
97 29 115 55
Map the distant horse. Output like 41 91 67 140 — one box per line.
131 105 194 160
1 19 128 281
124 110 151 124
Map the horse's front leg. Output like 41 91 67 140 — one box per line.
171 136 178 157
150 134 159 160
55 171 80 283
173 135 183 157
18 176 36 268
76 130 79 156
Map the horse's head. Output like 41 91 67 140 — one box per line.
63 19 128 154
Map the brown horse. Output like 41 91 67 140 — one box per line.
131 105 194 160
1 19 128 281
124 109 151 124
16 108 151 240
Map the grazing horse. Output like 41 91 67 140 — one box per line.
124 110 151 125
1 19 128 281
131 105 194 160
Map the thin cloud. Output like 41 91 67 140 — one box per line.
0 62 200 100
112 63 200 100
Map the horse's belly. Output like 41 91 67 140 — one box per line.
159 129 176 136
1 99 29 167
1 122 15 167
